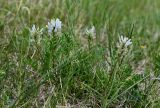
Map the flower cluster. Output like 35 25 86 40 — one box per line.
47 18 62 34
29 18 62 46
30 24 43 35
117 35 132 48
30 18 62 36
30 25 36 34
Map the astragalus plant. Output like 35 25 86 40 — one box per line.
0 0 160 108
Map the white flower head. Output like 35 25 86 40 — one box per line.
47 18 62 34
86 26 96 38
48 21 54 34
30 24 43 35
54 18 62 32
118 35 132 47
30 24 36 35
30 24 43 45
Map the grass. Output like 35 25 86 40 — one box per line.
1 0 160 107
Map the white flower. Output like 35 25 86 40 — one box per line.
47 18 62 34
54 18 62 32
30 24 43 45
30 24 36 35
30 24 43 35
118 35 132 47
48 22 54 34
86 26 96 38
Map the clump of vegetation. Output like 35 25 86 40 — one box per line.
1 0 160 107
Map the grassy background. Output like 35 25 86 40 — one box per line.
1 0 160 107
